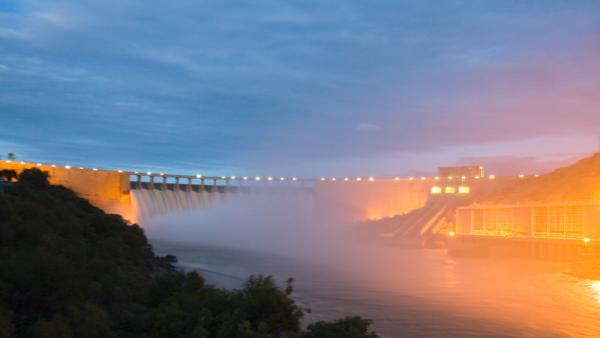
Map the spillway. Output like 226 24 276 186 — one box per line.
130 186 316 225
131 188 238 222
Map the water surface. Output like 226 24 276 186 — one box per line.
153 241 600 338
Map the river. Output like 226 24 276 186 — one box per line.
151 240 600 338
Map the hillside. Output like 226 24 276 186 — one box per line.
360 154 600 243
477 154 600 204
0 168 378 338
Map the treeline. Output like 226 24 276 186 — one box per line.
0 168 378 338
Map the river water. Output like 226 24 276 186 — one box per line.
152 240 600 338
137 189 599 337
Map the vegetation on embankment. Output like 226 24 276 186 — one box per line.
0 168 379 338
477 153 600 204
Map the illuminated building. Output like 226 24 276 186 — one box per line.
456 201 600 240
437 165 484 179
445 186 456 194
458 186 470 194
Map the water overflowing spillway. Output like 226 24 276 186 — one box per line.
128 178 469 249
129 178 437 227
131 188 240 222
131 187 316 225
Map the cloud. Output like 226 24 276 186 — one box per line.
0 1 599 175
356 123 380 132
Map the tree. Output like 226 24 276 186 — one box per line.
6 154 15 161
0 308 15 338
17 168 49 188
301 317 379 338
236 275 303 336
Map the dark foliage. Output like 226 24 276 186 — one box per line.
0 170 17 183
301 317 379 338
0 168 379 338
17 169 49 188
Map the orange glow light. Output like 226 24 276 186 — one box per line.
591 281 600 304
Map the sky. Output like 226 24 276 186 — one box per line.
1 0 599 177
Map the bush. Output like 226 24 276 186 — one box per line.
17 169 49 188
0 308 15 338
302 317 379 338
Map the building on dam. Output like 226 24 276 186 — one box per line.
455 201 600 240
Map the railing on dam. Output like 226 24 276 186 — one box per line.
126 171 510 193
0 159 514 195
127 172 316 191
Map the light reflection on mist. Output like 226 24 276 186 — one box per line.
140 191 600 337
591 280 600 304
142 190 358 263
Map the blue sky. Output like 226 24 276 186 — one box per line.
1 0 599 177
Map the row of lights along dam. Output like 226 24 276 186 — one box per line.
2 160 544 185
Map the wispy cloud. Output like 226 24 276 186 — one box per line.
0 0 599 175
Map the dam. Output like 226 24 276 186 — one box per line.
0 160 476 229
2 158 599 256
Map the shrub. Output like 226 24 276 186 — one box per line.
17 169 49 188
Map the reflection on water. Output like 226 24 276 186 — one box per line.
591 281 600 304
153 241 600 338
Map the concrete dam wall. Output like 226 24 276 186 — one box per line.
0 161 439 226
0 161 133 220
312 179 432 223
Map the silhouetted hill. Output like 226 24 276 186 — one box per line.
0 168 378 338
477 153 600 204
